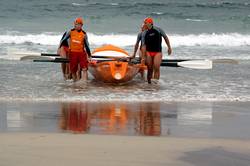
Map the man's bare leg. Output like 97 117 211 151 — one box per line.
139 50 145 79
145 53 153 84
81 69 88 81
76 65 82 80
72 72 77 82
153 53 162 80
58 47 69 80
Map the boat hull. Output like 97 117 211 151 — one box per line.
89 61 144 83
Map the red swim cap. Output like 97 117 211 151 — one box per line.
144 17 153 24
74 17 83 25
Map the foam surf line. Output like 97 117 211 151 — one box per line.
1 31 250 47
0 33 61 45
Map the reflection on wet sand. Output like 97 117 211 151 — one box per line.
138 103 161 136
4 101 249 138
60 103 90 134
59 102 162 136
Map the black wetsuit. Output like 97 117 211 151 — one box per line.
141 26 167 52
60 31 69 47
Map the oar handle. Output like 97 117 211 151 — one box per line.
161 59 190 63
40 54 190 63
38 54 212 69
160 62 179 67
41 53 60 57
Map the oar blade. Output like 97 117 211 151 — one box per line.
177 60 213 69
21 56 54 61
13 52 41 56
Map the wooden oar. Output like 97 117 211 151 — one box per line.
160 60 213 69
33 58 69 63
176 60 212 69
16 52 238 65
163 58 238 64
33 58 213 69
20 55 55 61
41 53 129 60
13 52 41 56
31 53 236 65
23 53 187 63
33 58 128 63
41 53 60 57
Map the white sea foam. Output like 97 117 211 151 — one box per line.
0 33 61 45
72 3 87 6
171 33 250 47
110 3 119 6
152 12 164 15
1 31 250 47
185 18 208 22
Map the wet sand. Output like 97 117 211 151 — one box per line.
1 101 250 138
0 133 250 166
0 101 250 166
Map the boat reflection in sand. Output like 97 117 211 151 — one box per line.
59 102 164 136
3 102 250 138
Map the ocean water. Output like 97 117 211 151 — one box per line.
0 0 250 102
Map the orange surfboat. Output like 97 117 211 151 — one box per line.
89 45 146 83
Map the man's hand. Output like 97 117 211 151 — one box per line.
87 55 91 62
141 58 145 65
168 47 172 55
130 54 136 59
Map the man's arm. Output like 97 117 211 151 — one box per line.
140 31 147 64
84 34 91 57
59 31 70 48
131 33 141 58
163 35 172 55
157 27 172 55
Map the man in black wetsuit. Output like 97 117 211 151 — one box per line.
141 17 172 84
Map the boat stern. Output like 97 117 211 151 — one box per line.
89 61 140 83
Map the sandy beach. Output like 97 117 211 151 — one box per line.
0 133 250 166
1 1 250 165
1 101 250 166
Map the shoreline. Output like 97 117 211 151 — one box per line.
1 101 250 165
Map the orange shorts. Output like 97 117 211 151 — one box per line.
147 52 160 57
69 51 88 73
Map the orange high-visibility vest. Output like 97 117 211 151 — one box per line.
70 29 85 52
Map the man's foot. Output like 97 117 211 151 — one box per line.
147 79 151 84
63 74 72 80
63 74 68 80
151 79 159 84
139 70 144 79
68 74 72 79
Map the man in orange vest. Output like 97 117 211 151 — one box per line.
59 17 91 81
